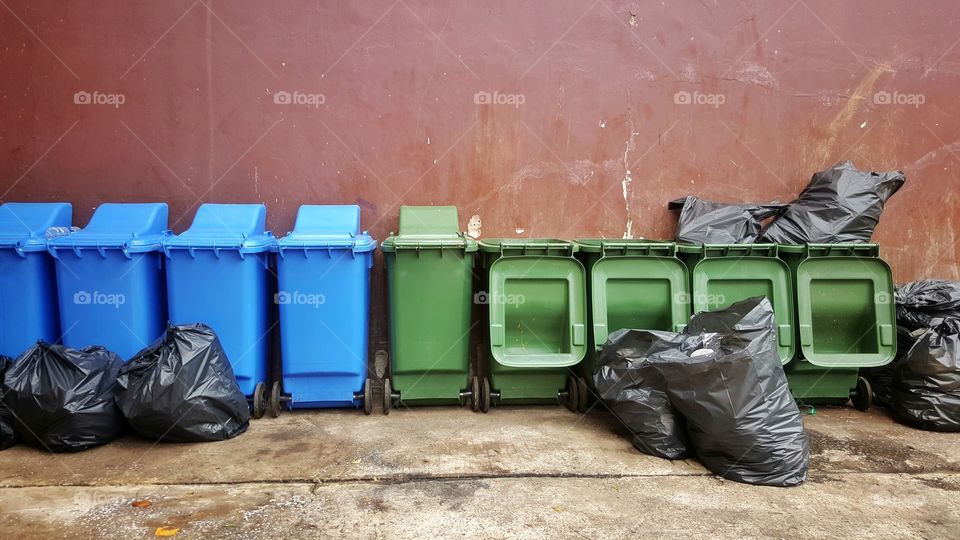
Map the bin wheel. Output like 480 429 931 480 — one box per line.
268 381 282 418
363 378 373 416
383 378 392 415
481 377 491 414
471 377 480 412
576 376 589 413
851 376 873 411
252 382 266 420
565 376 580 413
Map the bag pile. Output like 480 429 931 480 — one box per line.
116 323 250 442
595 297 809 487
3 342 125 452
890 319 960 431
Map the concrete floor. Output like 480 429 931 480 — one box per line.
0 405 957 539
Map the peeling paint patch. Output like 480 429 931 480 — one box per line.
467 214 482 238
515 227 525 234
733 62 779 89
510 159 619 191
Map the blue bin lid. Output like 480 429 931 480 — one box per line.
0 202 72 253
278 205 375 253
48 203 168 254
163 203 277 254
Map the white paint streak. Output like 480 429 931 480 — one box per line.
622 128 637 239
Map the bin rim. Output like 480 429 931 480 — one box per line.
381 233 478 252
478 238 578 254
278 231 376 253
49 230 170 254
163 231 278 255
573 238 677 255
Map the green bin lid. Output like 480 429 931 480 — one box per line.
573 238 677 256
381 206 476 252
478 238 576 255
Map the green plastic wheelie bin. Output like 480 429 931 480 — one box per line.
381 206 478 413
779 244 896 410
477 239 588 412
574 239 691 401
678 243 797 365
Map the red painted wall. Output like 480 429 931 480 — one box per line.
2 1 959 347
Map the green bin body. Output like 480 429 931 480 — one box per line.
780 244 896 404
574 240 691 392
382 206 477 406
478 239 587 405
678 243 797 364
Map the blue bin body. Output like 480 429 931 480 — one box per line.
0 202 72 357
277 205 374 409
163 204 276 396
48 203 168 360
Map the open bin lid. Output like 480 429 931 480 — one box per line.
795 243 896 368
0 202 72 253
691 243 796 364
277 204 375 253
382 205 477 252
49 203 168 255
164 203 276 254
487 256 587 368
574 240 690 345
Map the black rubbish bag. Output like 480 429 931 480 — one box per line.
656 298 809 487
0 355 20 450
3 342 125 452
594 330 691 460
895 280 960 332
668 196 787 244
760 160 905 244
116 323 250 443
891 319 960 432
860 325 914 407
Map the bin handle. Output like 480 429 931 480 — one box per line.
498 240 573 256
599 241 677 257
702 243 778 258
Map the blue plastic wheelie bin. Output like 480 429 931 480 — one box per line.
162 203 277 418
0 202 72 357
48 203 169 360
276 205 375 413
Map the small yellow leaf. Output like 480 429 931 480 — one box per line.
132 499 151 508
155 526 180 537
351 458 362 464
552 506 564 513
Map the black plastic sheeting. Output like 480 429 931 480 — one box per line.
668 196 786 245
595 297 809 487
891 319 960 432
3 342 125 452
116 323 250 443
895 280 960 332
0 355 19 450
760 160 905 244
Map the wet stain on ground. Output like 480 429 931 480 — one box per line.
807 429 953 473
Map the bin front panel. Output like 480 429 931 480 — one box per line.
278 248 371 408
796 256 896 368
488 364 569 402
387 249 474 403
55 250 166 359
692 257 796 364
590 256 690 348
487 257 586 368
0 251 61 357
165 250 271 395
